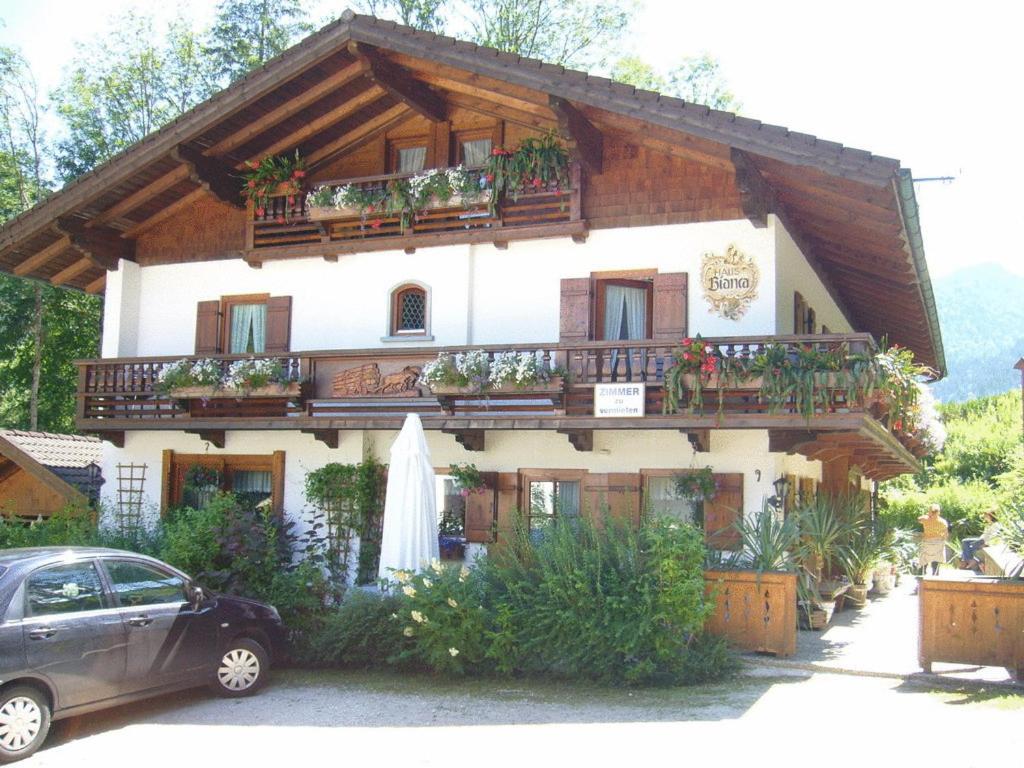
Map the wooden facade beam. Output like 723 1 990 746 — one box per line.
442 428 485 452
302 428 339 449
241 84 387 167
12 235 72 277
84 274 106 294
683 428 710 453
56 217 134 270
172 145 242 207
348 42 447 123
731 148 776 228
444 92 557 132
87 165 191 228
186 429 226 449
558 428 593 452
549 96 603 174
205 61 366 157
49 256 94 286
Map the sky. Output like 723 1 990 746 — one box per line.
0 0 1019 280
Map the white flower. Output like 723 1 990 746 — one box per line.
390 613 398 619
394 570 410 583
459 566 471 580
430 558 443 574
403 626 414 637
422 578 432 589
411 611 426 623
447 598 458 608
448 647 460 657
402 585 416 597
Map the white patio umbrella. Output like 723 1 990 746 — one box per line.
377 413 440 582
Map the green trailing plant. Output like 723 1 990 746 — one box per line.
484 133 571 213
448 462 485 495
663 335 718 414
674 467 717 504
241 151 306 217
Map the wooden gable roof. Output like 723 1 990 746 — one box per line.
0 10 944 373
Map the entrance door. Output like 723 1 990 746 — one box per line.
22 560 126 709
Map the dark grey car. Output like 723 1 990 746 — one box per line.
0 547 285 763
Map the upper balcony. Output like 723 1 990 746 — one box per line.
76 333 926 480
242 162 585 265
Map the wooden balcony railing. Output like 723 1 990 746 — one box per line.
246 163 584 256
78 333 883 425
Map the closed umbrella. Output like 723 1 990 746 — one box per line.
377 413 439 582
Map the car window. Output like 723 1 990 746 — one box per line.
25 561 107 617
105 561 187 608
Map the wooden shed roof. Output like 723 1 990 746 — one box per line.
0 10 944 374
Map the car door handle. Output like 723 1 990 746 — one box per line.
28 627 56 639
127 616 153 627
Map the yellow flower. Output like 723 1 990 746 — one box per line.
431 558 443 573
447 598 458 608
403 627 414 637
402 585 416 597
459 566 470 582
394 570 410 583
411 610 426 623
448 647 459 657
422 578 432 588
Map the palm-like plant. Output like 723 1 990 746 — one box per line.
726 502 804 571
796 494 860 583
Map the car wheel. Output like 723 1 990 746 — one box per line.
212 638 269 698
0 686 51 764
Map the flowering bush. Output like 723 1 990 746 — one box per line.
156 358 222 393
241 151 306 218
223 358 287 391
393 561 491 675
418 350 491 391
909 382 946 452
488 351 550 388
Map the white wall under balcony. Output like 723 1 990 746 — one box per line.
105 219 779 358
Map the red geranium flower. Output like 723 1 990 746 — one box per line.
292 169 306 179
370 218 383 229
255 207 265 217
485 173 494 183
287 196 295 206
276 216 285 224
247 179 256 188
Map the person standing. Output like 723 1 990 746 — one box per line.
918 503 948 576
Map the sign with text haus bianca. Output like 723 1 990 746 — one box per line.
594 382 646 418
701 244 760 320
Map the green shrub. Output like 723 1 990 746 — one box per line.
394 560 492 676
480 515 712 685
0 506 98 549
678 633 740 684
880 480 998 537
158 502 227 580
304 590 408 668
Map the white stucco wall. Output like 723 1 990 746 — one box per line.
102 219 776 358
772 215 852 334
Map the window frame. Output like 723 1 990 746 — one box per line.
452 126 501 168
594 277 655 341
519 469 586 532
640 468 702 526
220 293 270 355
161 450 285 517
387 136 431 174
391 284 429 336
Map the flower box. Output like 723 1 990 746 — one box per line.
421 192 488 211
308 204 361 221
428 376 564 396
169 382 301 399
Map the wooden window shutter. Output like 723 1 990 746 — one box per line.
559 278 593 343
704 473 743 550
264 296 293 353
495 472 521 543
651 273 688 341
195 301 222 354
793 292 806 335
465 471 498 543
606 473 642 527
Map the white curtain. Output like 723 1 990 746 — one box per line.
462 139 492 167
557 481 580 519
229 304 267 354
604 285 647 377
398 146 427 173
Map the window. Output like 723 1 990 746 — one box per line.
163 451 285 516
793 292 817 335
454 128 498 167
26 561 107 617
195 295 292 356
389 284 429 336
522 472 583 533
435 474 466 536
105 561 186 607
222 294 269 354
645 475 700 525
596 279 653 342
389 137 429 174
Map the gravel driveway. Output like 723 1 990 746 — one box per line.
25 667 1024 767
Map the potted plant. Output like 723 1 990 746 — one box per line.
156 358 222 396
664 336 719 414
242 151 306 221
223 358 298 396
420 350 563 396
840 524 881 607
674 467 717 505
484 133 571 213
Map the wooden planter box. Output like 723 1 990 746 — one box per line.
704 569 797 657
428 376 564 396
308 205 362 221
919 576 1024 679
421 192 488 210
169 382 302 399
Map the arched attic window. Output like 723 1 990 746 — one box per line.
390 283 429 337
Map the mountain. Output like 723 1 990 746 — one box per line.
927 263 1024 403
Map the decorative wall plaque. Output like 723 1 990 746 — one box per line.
701 244 760 320
331 363 422 397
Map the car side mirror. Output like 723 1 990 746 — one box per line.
188 585 205 608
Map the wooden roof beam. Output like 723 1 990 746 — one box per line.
12 235 72 277
121 188 208 239
171 144 242 208
205 60 366 157
445 92 556 132
56 216 134 270
348 42 447 123
49 256 94 286
307 104 412 169
731 148 776 228
240 84 387 168
549 96 603 174
86 165 191 229
85 274 106 294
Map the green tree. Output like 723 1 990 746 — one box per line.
358 0 451 33
611 53 741 111
207 0 313 83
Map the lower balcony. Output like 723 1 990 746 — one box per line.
77 334 924 480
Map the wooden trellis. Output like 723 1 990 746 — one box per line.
115 463 147 531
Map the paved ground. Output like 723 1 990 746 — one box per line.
774 576 1015 683
25 667 1024 768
